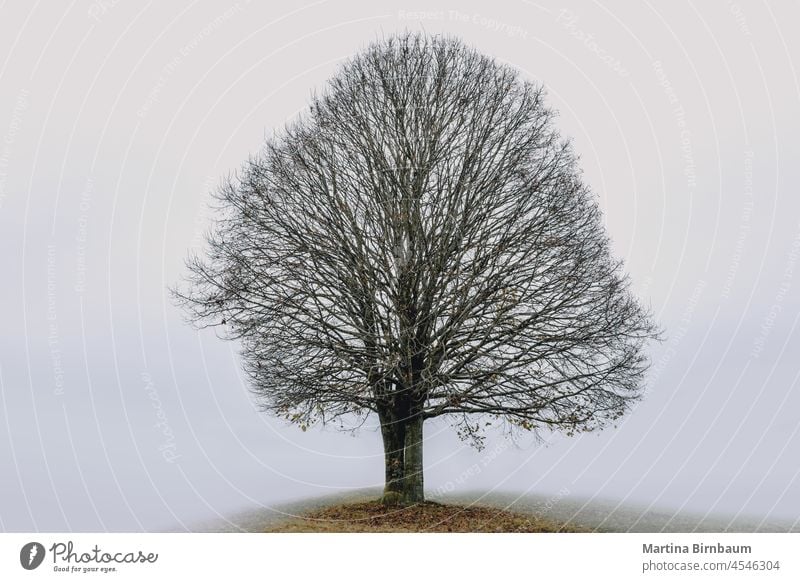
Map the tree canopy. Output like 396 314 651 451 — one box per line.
174 33 659 504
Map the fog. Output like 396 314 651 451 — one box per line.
0 0 798 531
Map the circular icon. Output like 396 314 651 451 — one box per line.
20 542 45 570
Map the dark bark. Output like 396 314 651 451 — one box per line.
378 409 406 505
402 413 424 503
379 401 425 505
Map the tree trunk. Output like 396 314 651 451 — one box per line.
379 411 406 505
402 413 424 503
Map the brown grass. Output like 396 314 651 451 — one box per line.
264 500 590 533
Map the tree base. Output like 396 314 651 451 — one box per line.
380 490 406 506
380 488 425 507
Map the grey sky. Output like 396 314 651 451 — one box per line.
1 0 798 531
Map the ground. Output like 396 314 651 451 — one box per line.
263 500 590 533
189 490 797 533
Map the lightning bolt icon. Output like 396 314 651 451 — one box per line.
29 545 38 566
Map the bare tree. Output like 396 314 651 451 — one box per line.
173 33 659 505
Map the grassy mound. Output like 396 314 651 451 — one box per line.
264 500 590 533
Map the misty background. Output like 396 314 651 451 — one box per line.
1 0 798 531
